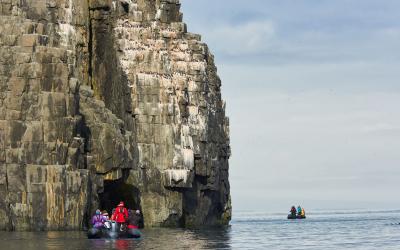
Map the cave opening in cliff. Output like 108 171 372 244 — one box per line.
99 179 142 216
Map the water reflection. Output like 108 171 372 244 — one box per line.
2 212 400 250
0 227 232 250
114 239 131 250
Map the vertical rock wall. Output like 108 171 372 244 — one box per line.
0 0 93 230
0 0 230 230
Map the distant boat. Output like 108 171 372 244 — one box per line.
287 214 306 219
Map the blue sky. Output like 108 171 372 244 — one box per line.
181 0 400 212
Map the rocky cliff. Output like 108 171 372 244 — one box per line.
0 0 230 230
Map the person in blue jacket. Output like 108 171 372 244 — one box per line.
297 205 302 216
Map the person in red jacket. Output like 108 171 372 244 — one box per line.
112 201 129 231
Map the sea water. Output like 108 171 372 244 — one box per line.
1 210 400 249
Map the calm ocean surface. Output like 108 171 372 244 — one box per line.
1 210 400 249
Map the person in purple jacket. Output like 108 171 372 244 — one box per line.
91 209 106 229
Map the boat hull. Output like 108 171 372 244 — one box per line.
287 214 306 219
87 227 141 239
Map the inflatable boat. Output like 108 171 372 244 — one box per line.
287 214 306 219
87 222 141 239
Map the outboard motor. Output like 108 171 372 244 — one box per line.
111 221 117 232
107 221 118 238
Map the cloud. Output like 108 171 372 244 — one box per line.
212 25 400 66
183 0 400 66
361 123 400 134
205 20 276 55
219 62 400 94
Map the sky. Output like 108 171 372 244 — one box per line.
181 0 400 212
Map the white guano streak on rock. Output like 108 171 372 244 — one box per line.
165 169 190 185
182 148 194 169
58 0 75 47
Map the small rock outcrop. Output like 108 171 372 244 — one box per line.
0 0 230 230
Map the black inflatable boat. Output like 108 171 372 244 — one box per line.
88 222 141 239
287 214 306 219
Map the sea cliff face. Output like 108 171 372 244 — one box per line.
0 0 230 230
